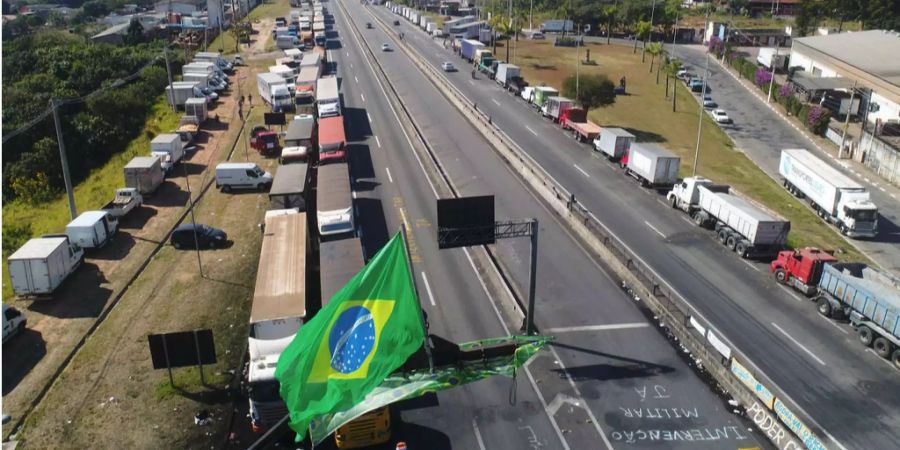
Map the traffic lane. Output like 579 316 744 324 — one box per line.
331 9 569 450
344 5 767 449
362 10 900 447
677 46 900 266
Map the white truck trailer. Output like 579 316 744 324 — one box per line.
257 72 294 112
593 128 636 161
668 176 791 258
246 211 308 432
756 47 787 71
779 148 878 238
166 81 200 108
8 236 85 297
622 143 680 187
269 64 297 95
495 63 520 88
151 133 185 174
66 210 118 249
316 76 340 118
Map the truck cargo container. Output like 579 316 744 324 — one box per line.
560 107 601 142
124 156 164 194
300 52 322 71
449 20 485 40
541 96 574 122
593 128 635 161
258 72 294 112
184 97 208 122
779 149 877 238
295 66 319 106
181 72 210 89
495 63 521 89
531 86 558 109
8 236 84 297
269 64 297 96
320 237 365 304
102 188 142 218
194 51 233 72
284 115 316 149
460 39 484 62
66 210 118 249
756 47 787 71
276 56 299 73
166 81 200 108
269 163 309 210
246 211 308 431
621 143 680 187
316 76 340 118
318 116 346 164
284 48 303 62
668 176 790 258
151 133 185 174
769 249 900 367
317 162 354 236
185 61 227 81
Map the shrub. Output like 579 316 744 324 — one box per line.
806 105 832 135
799 104 811 126
778 83 793 98
756 68 773 87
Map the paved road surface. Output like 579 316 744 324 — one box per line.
362 5 900 450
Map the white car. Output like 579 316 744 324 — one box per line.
441 61 455 71
381 43 392 51
711 109 732 124
703 96 717 108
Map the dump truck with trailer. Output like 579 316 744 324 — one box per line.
668 176 791 258
621 143 680 187
593 128 635 161
769 248 900 368
779 149 878 238
8 236 85 297
124 156 164 194
560 107 601 142
246 211 309 432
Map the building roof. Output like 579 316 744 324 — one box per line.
793 30 900 93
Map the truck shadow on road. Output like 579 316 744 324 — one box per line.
355 198 389 261
28 263 113 319
869 215 900 244
169 162 209 178
548 341 675 382
142 182 191 208
344 107 374 140
621 127 666 143
117 206 158 230
2 328 47 395
87 233 136 261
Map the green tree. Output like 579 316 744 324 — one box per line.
82 0 109 18
634 20 651 55
664 58 683 111
603 5 617 45
124 18 144 45
488 14 504 54
561 73 616 113
646 41 663 80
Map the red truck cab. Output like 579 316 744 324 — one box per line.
250 126 281 156
770 247 837 296
318 116 347 164
559 106 587 129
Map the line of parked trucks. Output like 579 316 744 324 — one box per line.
388 4 898 368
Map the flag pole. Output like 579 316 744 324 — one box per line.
400 226 434 373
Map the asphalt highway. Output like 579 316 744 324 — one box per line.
328 1 765 448
358 4 900 449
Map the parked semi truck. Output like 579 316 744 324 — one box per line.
779 148 878 238
246 211 308 432
770 248 900 368
8 236 84 297
560 107 601 142
317 162 355 236
593 128 635 161
621 143 680 187
668 176 791 258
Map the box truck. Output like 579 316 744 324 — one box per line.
184 97 208 122
8 236 84 297
317 162 355 236
495 63 521 89
124 156 164 194
531 86 558 109
621 143 680 187
668 177 791 258
593 128 635 161
166 81 200 108
269 64 297 95
258 73 294 112
779 149 878 238
316 76 340 118
541 96 575 122
66 210 118 249
460 39 484 62
318 116 346 164
150 133 185 174
756 47 787 71
295 66 319 106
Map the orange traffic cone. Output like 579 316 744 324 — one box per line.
396 442 408 450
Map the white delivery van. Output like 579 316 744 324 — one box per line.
66 210 119 248
216 162 274 192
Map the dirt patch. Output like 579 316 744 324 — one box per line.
250 18 275 55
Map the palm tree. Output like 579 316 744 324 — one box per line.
603 5 617 45
634 20 651 55
488 14 504 54
498 18 515 62
646 42 662 78
664 58 683 111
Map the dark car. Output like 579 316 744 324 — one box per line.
366 22 373 29
393 20 400 26
170 223 227 249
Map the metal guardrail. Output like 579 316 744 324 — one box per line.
369 6 829 450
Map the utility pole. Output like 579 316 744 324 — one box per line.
839 80 858 159
183 160 204 277
575 23 580 98
50 99 77 220
529 0 533 31
766 46 778 103
692 51 710 176
525 218 539 335
164 46 176 112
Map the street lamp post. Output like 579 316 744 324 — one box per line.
692 51 710 176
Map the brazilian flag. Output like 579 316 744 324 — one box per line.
275 232 426 440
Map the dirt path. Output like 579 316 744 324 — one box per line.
249 18 275 55
1 67 252 441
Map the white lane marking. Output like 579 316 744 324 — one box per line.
367 113 373 123
375 135 382 148
680 216 696 227
778 285 804 302
352 190 358 199
350 63 353 69
421 271 436 306
823 430 851 450
346 51 350 57
573 164 590 178
385 167 393 183
492 98 501 106
743 260 761 272
361 93 366 102
879 186 886 192
820 316 849 335
771 322 827 366
544 323 650 333
525 125 538 136
472 419 487 450
865 349 894 369
468 80 475 85
355 76 359 83
644 221 665 238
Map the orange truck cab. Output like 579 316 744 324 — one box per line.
770 247 837 296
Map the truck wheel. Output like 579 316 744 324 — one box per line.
692 212 705 227
873 337 893 358
173 241 182 249
816 297 833 317
858 325 874 346
891 349 900 369
736 241 750 258
671 197 678 209
717 228 730 244
774 268 787 284
222 185 232 193
726 235 737 250
840 224 849 235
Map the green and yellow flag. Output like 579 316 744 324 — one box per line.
275 232 426 440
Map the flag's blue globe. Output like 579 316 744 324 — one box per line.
328 306 377 374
